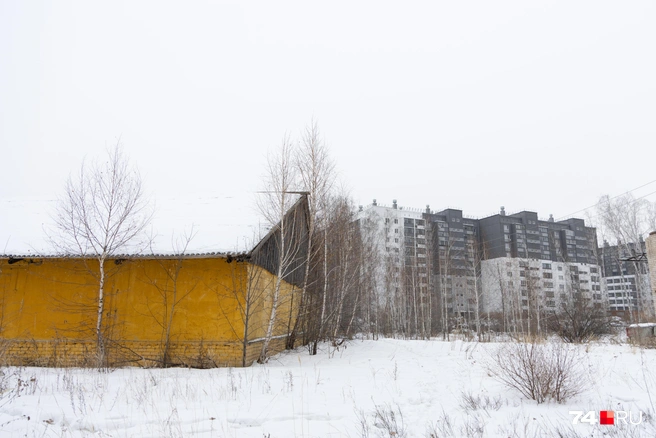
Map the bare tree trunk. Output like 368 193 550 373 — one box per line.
320 227 329 336
162 261 183 365
345 294 359 338
260 264 284 362
242 299 250 367
96 256 106 365
288 226 312 349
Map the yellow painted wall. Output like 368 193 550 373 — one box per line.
0 256 297 367
245 264 297 341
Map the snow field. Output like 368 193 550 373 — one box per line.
0 338 655 437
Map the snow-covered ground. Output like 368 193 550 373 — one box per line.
1 337 655 437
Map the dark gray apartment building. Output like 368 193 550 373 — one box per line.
423 208 480 319
478 207 598 264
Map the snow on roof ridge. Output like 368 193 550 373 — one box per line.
1 251 249 259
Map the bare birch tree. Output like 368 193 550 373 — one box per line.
288 120 335 349
433 225 459 340
49 143 151 366
213 247 268 367
597 193 655 319
324 195 360 341
256 137 305 363
465 232 483 337
354 207 383 339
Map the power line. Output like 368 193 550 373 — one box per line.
556 179 656 221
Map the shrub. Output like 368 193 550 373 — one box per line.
488 341 586 403
547 295 611 343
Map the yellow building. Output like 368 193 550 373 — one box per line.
0 198 309 368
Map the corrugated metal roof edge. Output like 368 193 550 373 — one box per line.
1 252 250 261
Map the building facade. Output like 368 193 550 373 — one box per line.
478 208 603 323
425 208 480 323
359 200 607 334
358 199 656 335
356 200 430 335
598 239 653 318
647 232 656 312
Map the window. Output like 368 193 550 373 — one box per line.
543 272 553 279
394 219 398 224
557 266 563 271
542 263 552 270
385 218 390 224
395 229 399 234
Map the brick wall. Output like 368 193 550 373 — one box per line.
0 337 291 368
0 257 298 368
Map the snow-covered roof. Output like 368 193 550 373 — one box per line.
0 252 249 261
627 323 656 328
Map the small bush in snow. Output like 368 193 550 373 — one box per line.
459 390 503 413
373 403 406 438
488 341 586 404
425 411 455 438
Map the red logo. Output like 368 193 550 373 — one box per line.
600 411 614 425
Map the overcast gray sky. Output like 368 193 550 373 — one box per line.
2 1 655 253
